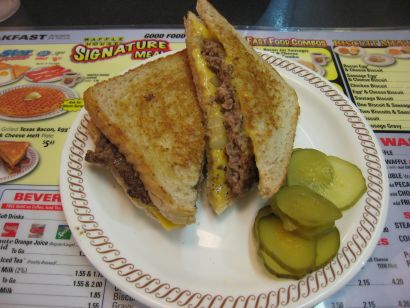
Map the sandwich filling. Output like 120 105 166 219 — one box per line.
85 135 151 205
201 39 257 196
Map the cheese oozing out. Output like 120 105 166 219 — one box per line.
190 16 232 214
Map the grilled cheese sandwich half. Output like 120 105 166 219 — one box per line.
84 50 205 230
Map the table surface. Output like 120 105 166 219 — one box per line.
2 0 410 29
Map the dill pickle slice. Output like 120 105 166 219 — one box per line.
287 148 366 211
287 149 334 192
272 196 334 238
258 249 305 279
271 201 299 231
253 205 272 238
294 222 335 239
257 215 316 273
276 186 342 227
314 227 340 269
319 156 367 210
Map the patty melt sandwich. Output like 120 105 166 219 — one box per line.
84 51 205 230
0 141 30 173
184 0 300 214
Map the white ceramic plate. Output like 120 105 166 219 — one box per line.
0 146 39 183
334 46 365 57
385 46 410 59
0 83 78 122
60 52 388 308
361 54 396 67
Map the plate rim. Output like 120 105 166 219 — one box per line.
60 51 389 308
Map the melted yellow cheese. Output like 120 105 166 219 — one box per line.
191 14 216 99
191 15 214 39
209 149 230 214
192 49 216 98
145 206 180 231
189 16 231 213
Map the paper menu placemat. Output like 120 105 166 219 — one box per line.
0 27 409 308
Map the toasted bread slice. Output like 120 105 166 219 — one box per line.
84 50 205 226
0 141 30 168
87 122 182 231
192 0 299 198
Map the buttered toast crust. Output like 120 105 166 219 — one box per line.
84 51 205 225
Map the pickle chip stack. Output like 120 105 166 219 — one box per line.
253 149 366 279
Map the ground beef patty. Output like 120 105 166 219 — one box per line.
85 134 152 204
202 39 258 196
